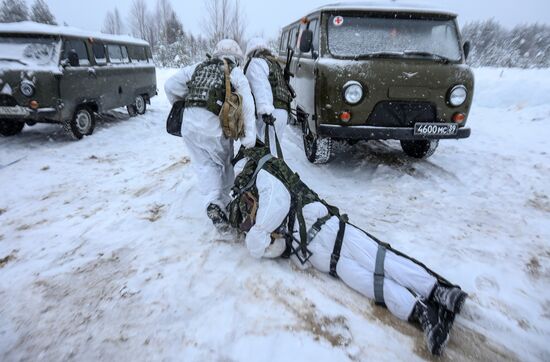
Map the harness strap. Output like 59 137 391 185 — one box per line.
373 245 387 306
221 58 231 136
262 114 284 159
295 198 310 261
330 218 347 277
307 213 332 244
241 153 273 193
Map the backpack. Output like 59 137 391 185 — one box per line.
219 58 245 140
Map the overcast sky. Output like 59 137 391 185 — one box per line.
46 0 550 39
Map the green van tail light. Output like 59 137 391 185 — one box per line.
340 111 351 122
452 113 466 123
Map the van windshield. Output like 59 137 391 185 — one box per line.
327 15 462 61
0 35 61 69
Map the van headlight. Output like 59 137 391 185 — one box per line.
20 80 35 98
343 81 364 105
448 85 467 107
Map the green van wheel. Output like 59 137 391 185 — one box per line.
400 139 439 159
65 107 95 140
135 95 147 115
304 133 333 164
0 120 24 136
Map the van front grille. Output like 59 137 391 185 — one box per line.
0 94 18 107
367 101 437 127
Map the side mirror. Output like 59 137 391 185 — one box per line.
299 29 313 53
463 41 471 60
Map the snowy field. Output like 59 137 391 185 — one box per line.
1 67 549 361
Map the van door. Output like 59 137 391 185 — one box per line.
59 38 98 120
294 18 319 124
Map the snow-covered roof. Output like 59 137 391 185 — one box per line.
0 21 149 46
311 1 457 17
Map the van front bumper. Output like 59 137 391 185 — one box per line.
0 106 59 121
318 124 471 140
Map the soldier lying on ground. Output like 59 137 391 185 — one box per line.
216 145 468 356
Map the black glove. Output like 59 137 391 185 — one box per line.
262 113 276 125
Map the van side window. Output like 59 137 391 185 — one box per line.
121 46 129 63
309 19 319 52
62 40 89 66
288 27 298 50
129 45 148 63
107 44 123 64
92 43 106 65
280 30 289 53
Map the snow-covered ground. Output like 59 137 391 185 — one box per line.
1 67 549 361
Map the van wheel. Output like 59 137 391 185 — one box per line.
66 107 95 140
0 120 24 136
400 140 439 159
135 95 147 115
304 133 333 164
126 104 137 117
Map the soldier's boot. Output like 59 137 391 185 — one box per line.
430 284 468 314
410 299 452 356
207 203 229 230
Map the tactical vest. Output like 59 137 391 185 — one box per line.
186 58 236 115
228 145 341 263
245 51 293 111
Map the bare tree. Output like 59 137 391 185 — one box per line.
30 0 55 25
144 11 158 47
230 0 247 48
128 0 147 39
102 7 124 35
155 0 182 45
203 0 233 44
0 0 29 22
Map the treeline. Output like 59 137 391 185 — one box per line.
462 19 550 68
102 0 248 67
0 0 56 25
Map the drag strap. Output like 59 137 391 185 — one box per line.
241 153 273 193
262 114 284 159
329 218 347 277
373 245 387 306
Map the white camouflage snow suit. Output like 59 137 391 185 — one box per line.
165 41 256 211
232 156 439 321
244 38 292 157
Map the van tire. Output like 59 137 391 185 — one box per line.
400 139 439 159
304 134 333 164
0 120 24 136
66 107 95 140
135 95 147 115
126 104 137 117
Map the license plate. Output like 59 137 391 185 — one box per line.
414 123 458 136
0 106 29 117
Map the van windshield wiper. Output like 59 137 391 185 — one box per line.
0 57 28 65
403 51 451 63
353 51 405 60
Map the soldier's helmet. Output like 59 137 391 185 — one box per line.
246 37 270 58
213 39 244 64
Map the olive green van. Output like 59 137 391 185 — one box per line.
0 22 156 139
279 3 474 163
